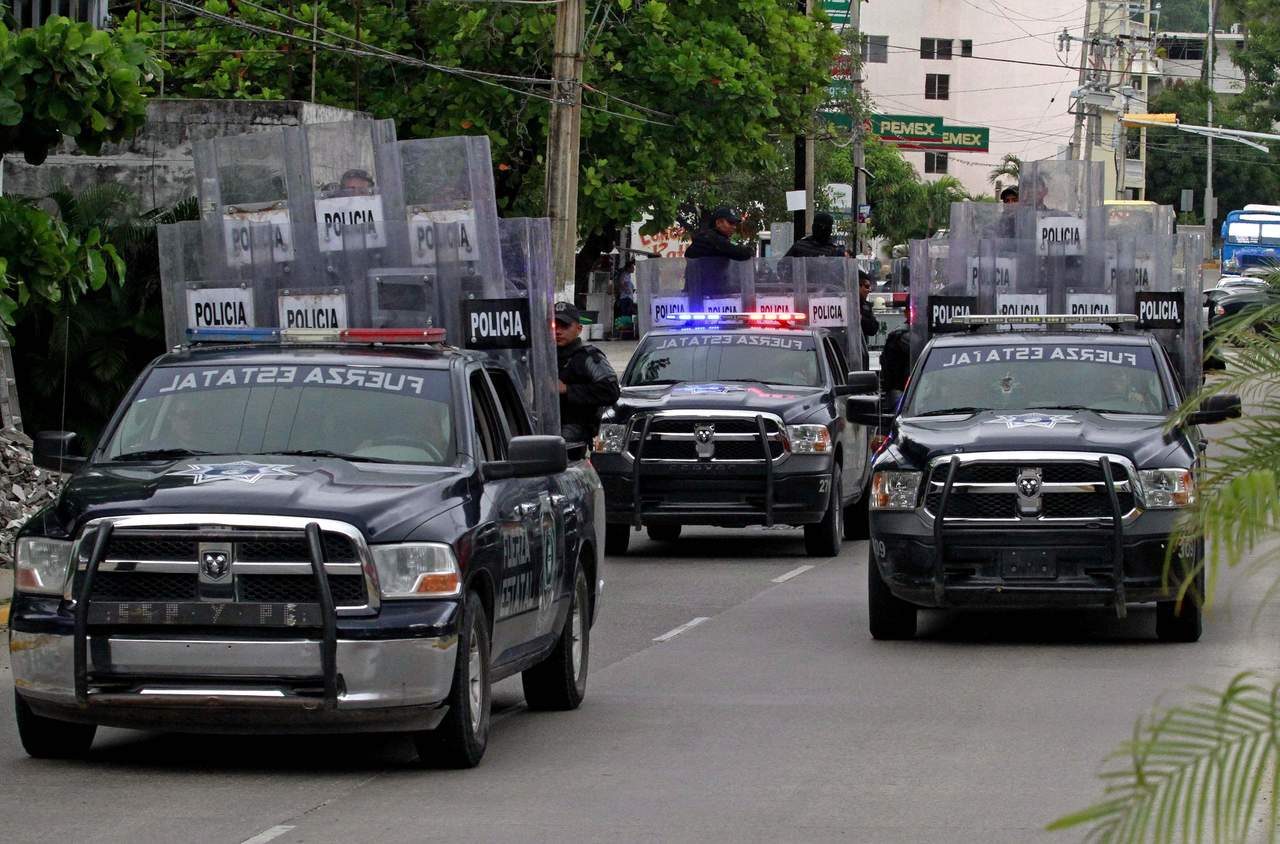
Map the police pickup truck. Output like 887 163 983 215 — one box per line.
10 328 604 768
849 315 1240 642
591 312 879 557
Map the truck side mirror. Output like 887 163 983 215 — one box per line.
483 435 568 480
33 431 86 472
835 371 880 397
1185 394 1242 426
846 395 891 428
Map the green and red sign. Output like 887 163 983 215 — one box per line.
871 113 990 153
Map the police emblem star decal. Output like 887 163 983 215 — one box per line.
170 460 297 485
985 413 1081 430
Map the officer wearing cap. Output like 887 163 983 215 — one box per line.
554 301 620 445
684 206 753 297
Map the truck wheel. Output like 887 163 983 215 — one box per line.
522 564 590 711
605 524 630 556
804 465 843 557
1156 598 1202 643
843 482 871 540
646 524 681 542
416 591 490 768
14 692 96 759
868 551 916 640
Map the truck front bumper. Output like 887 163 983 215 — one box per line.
871 508 1197 610
11 598 459 734
596 453 834 527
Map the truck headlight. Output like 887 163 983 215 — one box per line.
370 543 461 598
786 424 832 454
1138 469 1195 509
871 471 922 510
593 423 628 454
15 537 75 595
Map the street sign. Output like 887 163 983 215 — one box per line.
822 0 853 26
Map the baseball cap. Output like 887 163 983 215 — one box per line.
554 301 593 325
999 186 1019 201
711 206 742 225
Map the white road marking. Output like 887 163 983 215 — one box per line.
771 564 815 583
239 826 295 844
653 616 709 642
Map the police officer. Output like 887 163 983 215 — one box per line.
555 301 620 444
684 206 753 297
785 211 847 258
859 269 881 340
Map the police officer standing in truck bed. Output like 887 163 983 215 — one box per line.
555 301 620 444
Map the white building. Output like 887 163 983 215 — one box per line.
856 0 1086 197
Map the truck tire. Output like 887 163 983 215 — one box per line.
646 524 681 542
416 590 490 768
843 482 871 540
15 692 96 759
1156 598 1202 643
605 524 630 556
868 552 917 640
522 564 590 711
804 465 843 557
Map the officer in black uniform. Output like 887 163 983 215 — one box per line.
555 301 621 444
684 206 753 297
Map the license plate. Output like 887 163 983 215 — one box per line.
1000 549 1056 579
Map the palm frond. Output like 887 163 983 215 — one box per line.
1049 673 1280 843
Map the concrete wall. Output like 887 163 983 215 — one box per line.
859 0 1084 197
2 99 366 211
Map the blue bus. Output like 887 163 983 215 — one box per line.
1221 205 1280 272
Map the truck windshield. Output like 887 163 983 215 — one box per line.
104 364 455 465
625 332 822 387
906 342 1166 416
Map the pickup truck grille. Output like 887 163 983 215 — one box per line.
79 528 369 609
627 415 786 462
925 456 1137 522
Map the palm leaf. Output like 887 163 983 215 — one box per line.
1049 674 1280 842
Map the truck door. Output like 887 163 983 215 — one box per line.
468 369 547 663
484 365 569 642
823 335 867 499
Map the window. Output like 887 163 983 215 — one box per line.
960 39 973 57
823 338 850 384
924 152 949 174
921 38 953 60
486 367 533 439
925 73 950 100
1163 38 1205 61
469 371 505 461
860 34 888 63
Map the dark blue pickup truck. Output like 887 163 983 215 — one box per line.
10 333 604 768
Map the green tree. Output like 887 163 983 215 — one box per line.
920 176 969 236
987 152 1021 193
1223 0 1280 130
862 136 926 247
1158 0 1210 32
1051 291 1280 841
132 1 841 287
1142 81 1280 224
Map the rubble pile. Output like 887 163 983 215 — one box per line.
0 428 65 567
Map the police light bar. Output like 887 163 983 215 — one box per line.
663 311 808 327
951 314 1139 327
185 327 448 344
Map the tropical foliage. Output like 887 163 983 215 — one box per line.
0 16 156 164
1052 281 1280 841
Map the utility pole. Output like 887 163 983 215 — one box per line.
1069 0 1093 159
1204 0 1217 241
852 0 866 257
545 0 586 301
793 0 814 238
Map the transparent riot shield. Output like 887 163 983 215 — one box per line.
380 135 504 293
302 119 398 258
497 218 559 436
909 238 954 358
797 257 863 370
158 221 277 348
637 257 756 333
752 255 798 314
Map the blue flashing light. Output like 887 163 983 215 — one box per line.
663 311 808 330
186 327 282 343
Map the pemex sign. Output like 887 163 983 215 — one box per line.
872 114 990 153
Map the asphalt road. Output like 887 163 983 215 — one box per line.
2 345 1276 843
